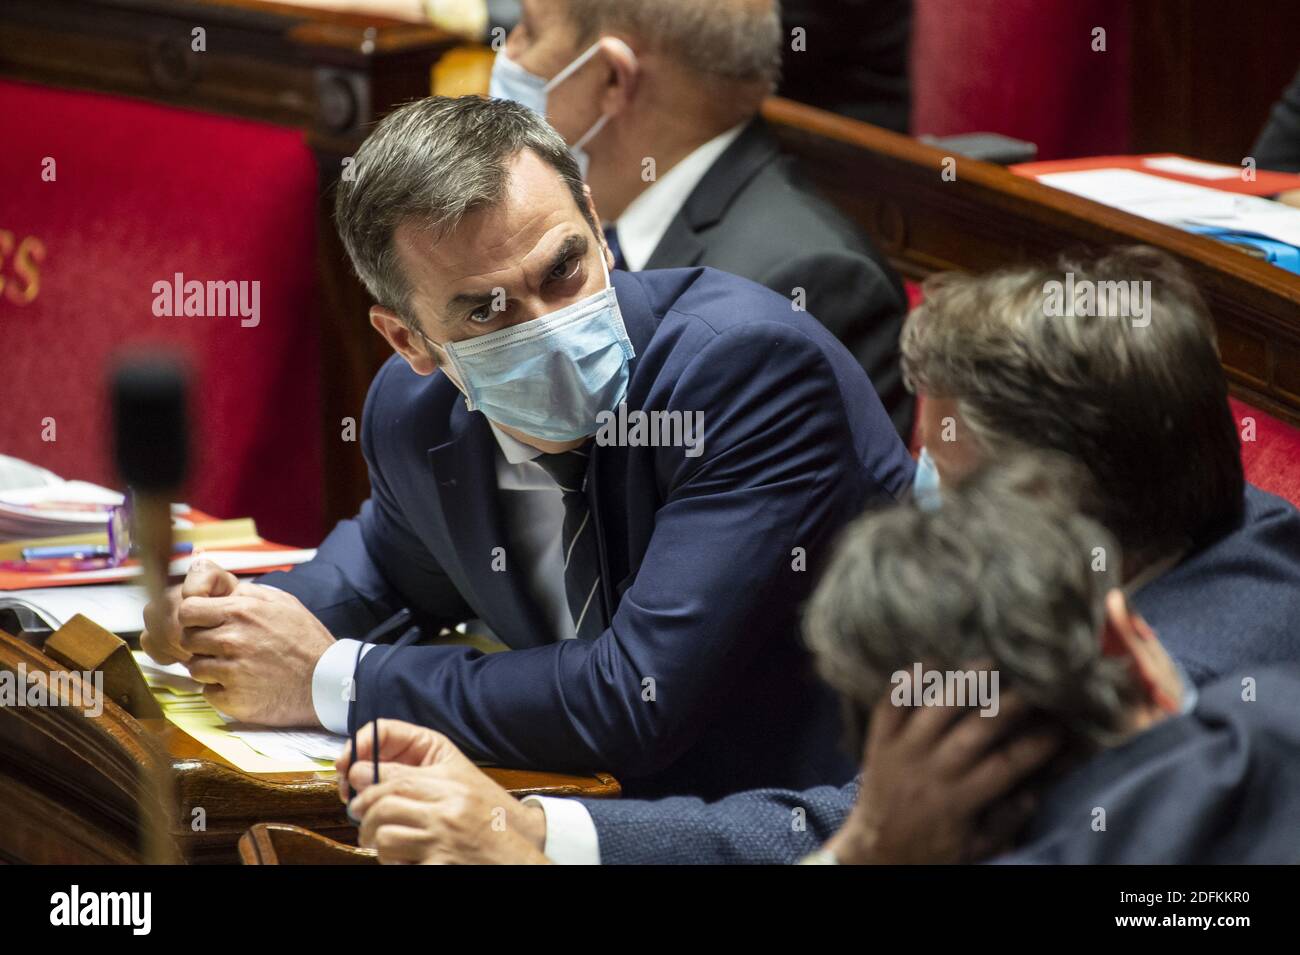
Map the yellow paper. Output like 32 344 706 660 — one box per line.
157 694 334 774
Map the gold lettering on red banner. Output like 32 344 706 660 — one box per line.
0 230 46 306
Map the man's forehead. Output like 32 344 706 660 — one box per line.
393 151 587 304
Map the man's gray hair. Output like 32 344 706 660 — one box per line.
334 95 595 323
563 0 782 91
899 245 1243 572
804 454 1136 753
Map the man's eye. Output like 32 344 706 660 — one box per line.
469 306 495 324
550 257 579 281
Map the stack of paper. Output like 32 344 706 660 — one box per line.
0 480 131 541
1037 168 1300 248
135 651 345 773
0 583 149 635
0 453 194 543
0 454 62 494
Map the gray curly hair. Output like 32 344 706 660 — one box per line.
803 453 1138 755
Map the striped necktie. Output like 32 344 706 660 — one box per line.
534 443 606 640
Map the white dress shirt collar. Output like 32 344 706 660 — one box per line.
612 122 747 272
489 421 544 465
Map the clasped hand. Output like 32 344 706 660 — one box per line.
140 559 334 726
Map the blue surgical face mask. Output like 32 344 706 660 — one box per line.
426 252 634 443
912 446 942 511
1172 655 1198 715
489 41 620 180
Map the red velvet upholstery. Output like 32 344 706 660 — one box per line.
1 79 322 544
911 0 1132 160
1230 399 1300 508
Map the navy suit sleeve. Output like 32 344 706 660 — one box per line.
353 321 875 777
583 782 856 864
761 249 911 437
256 360 473 638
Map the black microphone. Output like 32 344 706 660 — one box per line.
111 355 189 866
112 357 189 604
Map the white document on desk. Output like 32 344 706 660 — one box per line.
1038 168 1300 247
0 583 149 634
228 727 347 763
1141 156 1241 180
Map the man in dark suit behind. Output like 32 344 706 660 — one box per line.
903 247 1300 687
139 94 914 799
491 0 913 437
1253 66 1300 174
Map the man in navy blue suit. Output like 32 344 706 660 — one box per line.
139 94 914 797
903 247 1300 687
335 458 1300 865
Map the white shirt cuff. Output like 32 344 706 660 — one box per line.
312 638 375 735
521 796 602 865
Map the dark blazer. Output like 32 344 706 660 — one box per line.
644 118 914 439
997 666 1300 864
1252 67 1300 173
260 267 914 798
582 667 1300 864
1131 486 1300 686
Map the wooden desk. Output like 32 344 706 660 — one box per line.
0 628 618 865
763 97 1300 428
239 821 377 864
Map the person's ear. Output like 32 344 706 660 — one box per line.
1099 588 1138 659
596 37 638 117
583 185 615 271
1100 589 1183 713
370 305 437 376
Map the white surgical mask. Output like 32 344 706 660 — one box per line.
489 40 631 179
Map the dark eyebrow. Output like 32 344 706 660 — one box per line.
443 233 589 318
445 288 498 317
547 234 588 278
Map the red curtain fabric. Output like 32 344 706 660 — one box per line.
0 79 323 545
911 0 1132 160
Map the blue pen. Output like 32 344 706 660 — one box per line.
20 541 196 561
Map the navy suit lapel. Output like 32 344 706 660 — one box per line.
426 402 553 650
590 272 659 608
